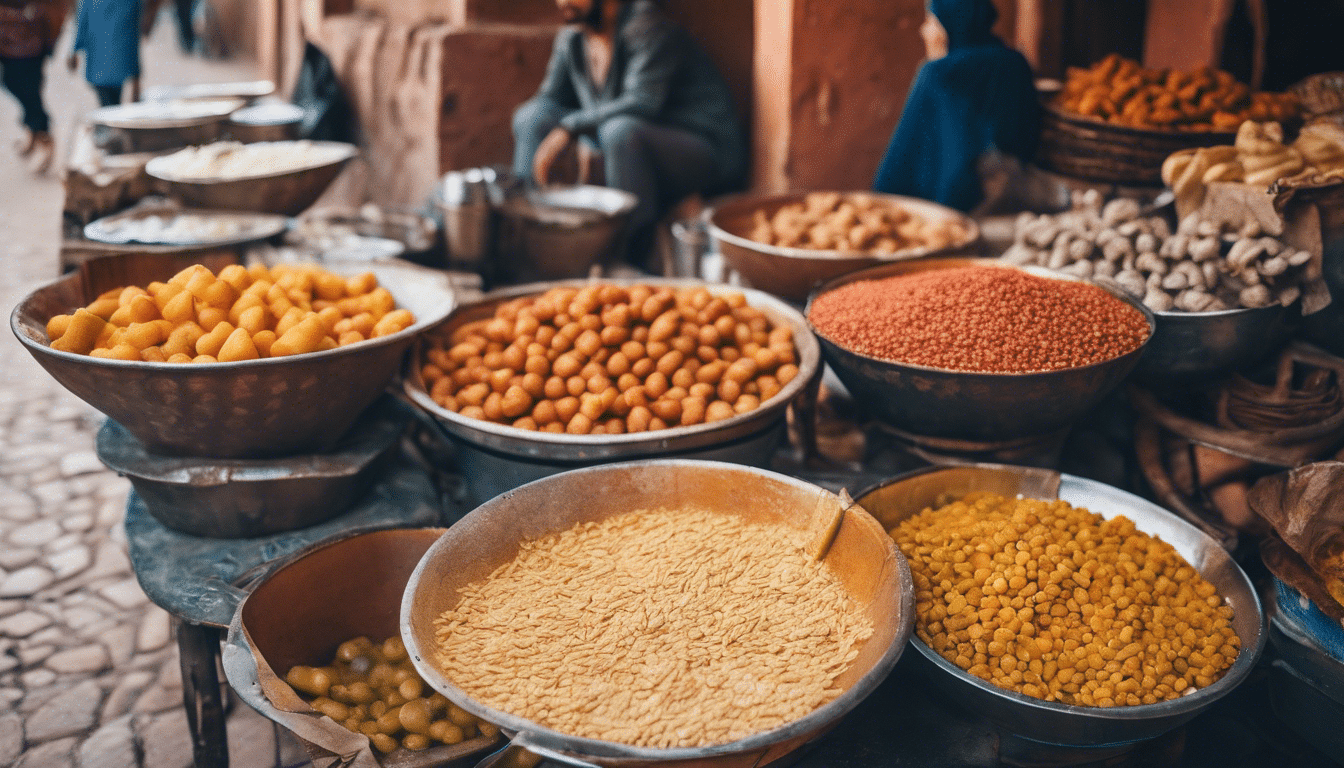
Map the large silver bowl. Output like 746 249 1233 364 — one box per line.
496 185 639 280
11 254 454 458
145 141 358 216
403 278 821 504
855 463 1264 751
402 459 913 768
807 258 1155 442
705 191 980 303
1135 303 1296 383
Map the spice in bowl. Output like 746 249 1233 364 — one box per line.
889 492 1240 707
432 507 874 748
808 266 1149 373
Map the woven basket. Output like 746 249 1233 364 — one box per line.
1036 103 1236 186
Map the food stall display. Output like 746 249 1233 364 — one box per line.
45 262 415 362
1052 54 1298 131
1003 191 1320 311
1162 121 1344 211
746 192 972 254
893 492 1240 707
420 283 799 434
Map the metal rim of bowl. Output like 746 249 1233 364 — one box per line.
501 185 640 225
703 190 981 263
402 277 821 460
9 260 453 374
803 258 1157 379
144 141 359 184
89 99 245 129
400 458 916 763
855 463 1266 728
82 208 291 249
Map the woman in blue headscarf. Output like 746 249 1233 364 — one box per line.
873 0 1039 212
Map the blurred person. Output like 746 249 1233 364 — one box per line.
873 0 1039 212
0 0 64 173
69 0 140 106
512 0 745 267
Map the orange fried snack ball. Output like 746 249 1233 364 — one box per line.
1054 53 1300 132
44 263 415 362
420 284 801 435
890 492 1240 707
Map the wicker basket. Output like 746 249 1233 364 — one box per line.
1036 103 1236 186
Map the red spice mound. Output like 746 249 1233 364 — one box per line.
809 266 1150 373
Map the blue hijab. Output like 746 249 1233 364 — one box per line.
872 0 1039 212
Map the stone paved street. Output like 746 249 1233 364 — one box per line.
1 15 312 768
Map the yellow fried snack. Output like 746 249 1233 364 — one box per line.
44 263 416 363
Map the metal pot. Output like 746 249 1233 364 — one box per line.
401 460 914 768
401 278 822 506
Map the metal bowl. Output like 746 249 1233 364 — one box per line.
224 528 501 767
11 254 454 458
94 396 408 538
705 191 980 303
496 185 638 280
145 141 358 216
1135 302 1297 383
402 278 822 505
227 102 304 143
855 463 1265 751
807 258 1155 442
401 459 914 768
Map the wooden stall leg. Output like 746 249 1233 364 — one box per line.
177 619 229 768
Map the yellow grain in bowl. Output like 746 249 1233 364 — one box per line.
889 492 1240 707
432 506 874 748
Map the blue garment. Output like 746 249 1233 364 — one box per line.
873 0 1039 212
73 0 140 88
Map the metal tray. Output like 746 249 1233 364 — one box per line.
84 202 289 248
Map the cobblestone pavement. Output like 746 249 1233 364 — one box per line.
1 16 311 768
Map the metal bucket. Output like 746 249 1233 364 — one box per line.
401 460 914 768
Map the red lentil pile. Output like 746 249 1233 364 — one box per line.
808 267 1150 373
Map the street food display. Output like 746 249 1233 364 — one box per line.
1053 54 1299 131
286 634 499 753
891 492 1240 707
1003 191 1317 311
150 140 356 179
808 265 1149 373
1162 121 1344 208
431 505 874 748
420 284 800 433
45 262 415 362
748 191 972 254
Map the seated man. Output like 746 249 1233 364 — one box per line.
513 0 746 265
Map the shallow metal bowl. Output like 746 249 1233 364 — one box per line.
402 278 821 505
855 463 1264 751
496 185 639 280
11 254 454 458
705 191 980 303
224 528 501 767
402 459 913 768
145 141 358 216
1135 303 1296 383
806 258 1155 442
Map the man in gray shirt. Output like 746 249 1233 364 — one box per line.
513 0 746 265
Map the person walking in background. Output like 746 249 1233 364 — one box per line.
69 0 140 106
0 0 64 174
873 0 1039 212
